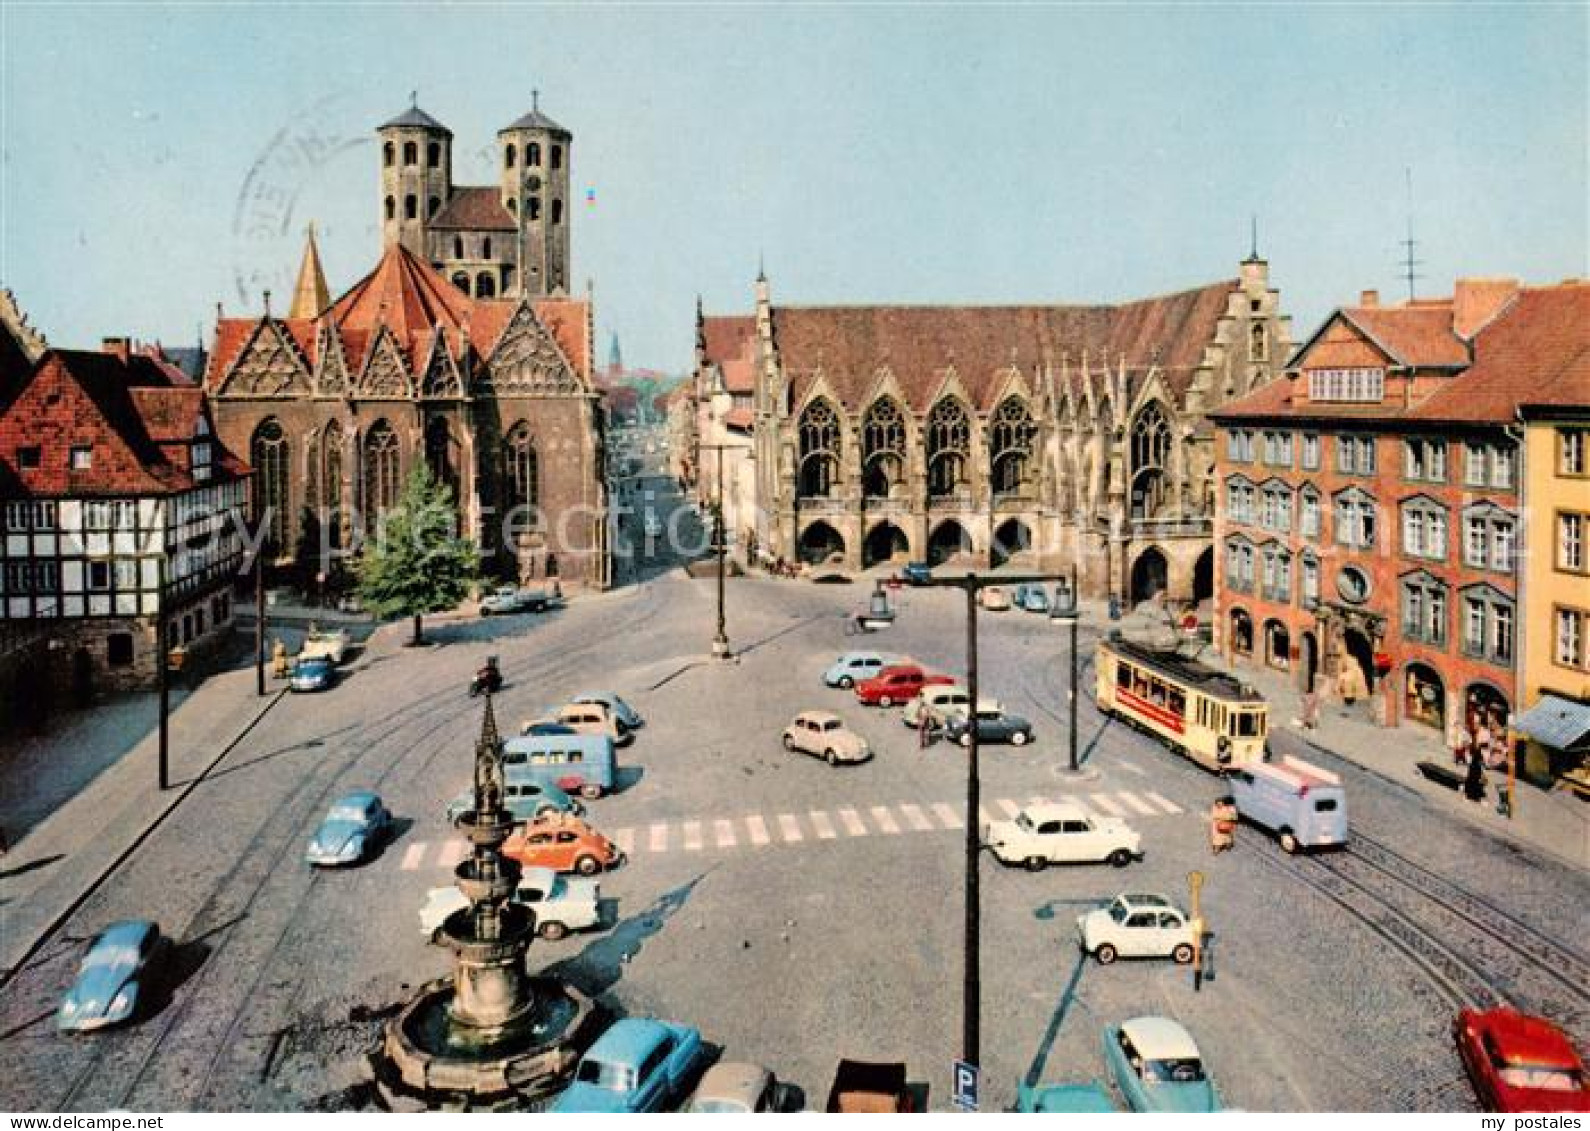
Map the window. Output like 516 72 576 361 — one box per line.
1337 566 1371 604
1301 554 1320 606
1462 587 1515 665
1301 433 1320 470
1561 429 1588 477
362 420 401 531
862 398 906 498
1300 488 1321 538
18 446 39 470
1309 367 1385 402
798 400 841 498
482 236 493 259
1335 435 1377 475
1260 483 1292 533
926 399 970 497
1225 429 1255 463
192 439 212 483
70 446 92 470
404 194 417 220
1401 573 1448 646
383 141 394 168
1225 477 1255 524
1463 504 1515 573
88 561 110 590
1401 499 1448 561
989 397 1036 496
428 195 440 219
1560 511 1587 573
1404 438 1447 483
402 141 417 166
1261 544 1291 601
1225 538 1255 592
551 144 562 169
453 235 464 260
427 141 440 168
1249 322 1268 362
113 559 138 590
107 632 134 667
1465 439 1517 488
528 142 542 166
1334 489 1377 549
1262 431 1293 467
1555 606 1589 670
551 199 563 225
384 196 395 222
503 423 539 517
251 419 289 554
505 143 516 169
528 196 541 222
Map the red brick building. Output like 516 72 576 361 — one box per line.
1210 279 1585 738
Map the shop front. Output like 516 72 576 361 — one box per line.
1511 693 1590 795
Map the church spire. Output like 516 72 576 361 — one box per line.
289 222 331 320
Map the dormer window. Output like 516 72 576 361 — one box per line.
192 440 213 483
17 446 40 470
1309 367 1384 403
70 446 92 470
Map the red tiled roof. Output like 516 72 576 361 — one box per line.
1339 303 1469 368
1 349 244 497
701 315 756 394
207 244 592 387
769 280 1236 410
430 186 517 232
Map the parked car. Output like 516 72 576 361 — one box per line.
445 779 584 825
686 1062 795 1113
782 710 873 765
1013 584 1051 614
899 561 933 586
522 721 579 737
550 1018 707 1113
855 664 954 707
945 705 1034 747
984 802 1141 870
305 790 391 866
1015 1081 1120 1112
58 920 167 1032
901 684 972 729
523 702 629 747
1077 893 1197 965
1229 756 1349 853
480 586 552 615
290 655 336 693
503 814 623 875
1454 1007 1590 1112
571 691 644 735
418 866 601 941
298 627 351 664
502 732 617 800
823 651 898 689
1103 1017 1221 1113
826 1059 913 1112
980 586 1011 611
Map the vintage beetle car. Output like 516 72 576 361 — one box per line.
289 655 336 693
550 1018 707 1113
503 814 623 876
305 790 390 866
1103 1016 1221 1113
823 651 898 689
782 710 872 765
570 691 644 735
686 1062 795 1113
58 920 167 1032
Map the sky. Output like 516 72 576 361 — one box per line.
1 3 1585 374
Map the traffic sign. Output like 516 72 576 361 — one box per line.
952 1059 979 1111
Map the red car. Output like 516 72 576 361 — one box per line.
854 664 954 708
1454 1007 1590 1112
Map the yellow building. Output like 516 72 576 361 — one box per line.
1515 375 1590 793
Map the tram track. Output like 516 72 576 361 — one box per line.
47 581 669 1110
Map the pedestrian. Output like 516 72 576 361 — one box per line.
1301 688 1321 733
1451 720 1473 767
1208 796 1237 854
1462 742 1487 803
1474 717 1495 770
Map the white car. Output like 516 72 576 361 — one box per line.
984 802 1142 870
1077 893 1197 965
298 627 351 664
901 685 974 729
480 586 551 616
418 866 601 941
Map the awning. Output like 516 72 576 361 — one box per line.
1512 694 1590 753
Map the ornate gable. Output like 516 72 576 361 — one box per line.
217 319 311 398
421 329 464 398
314 322 349 398
920 368 972 415
482 303 579 395
357 325 413 399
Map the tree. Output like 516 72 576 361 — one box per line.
356 464 478 646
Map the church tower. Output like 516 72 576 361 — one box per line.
378 100 453 256
497 93 572 297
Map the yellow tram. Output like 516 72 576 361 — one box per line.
1095 632 1269 772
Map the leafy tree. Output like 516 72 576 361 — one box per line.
356 464 479 645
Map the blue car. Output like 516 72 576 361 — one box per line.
58 920 165 1032
899 561 933 586
1103 1017 1221 1113
1016 1081 1120 1112
822 651 894 689
551 1018 707 1113
290 656 336 693
1013 584 1051 613
445 779 584 825
305 790 391 866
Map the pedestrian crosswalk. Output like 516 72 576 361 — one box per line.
396 789 1187 871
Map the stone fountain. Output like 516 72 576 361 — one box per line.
370 694 602 1110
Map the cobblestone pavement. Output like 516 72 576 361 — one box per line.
2 499 1586 1110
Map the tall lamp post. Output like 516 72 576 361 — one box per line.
157 555 170 791
700 443 733 659
1049 566 1081 772
920 566 1080 1076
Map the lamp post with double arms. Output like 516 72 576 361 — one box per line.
1049 566 1081 772
699 443 733 659
919 566 1081 1075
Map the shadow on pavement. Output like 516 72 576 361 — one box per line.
1020 949 1092 1090
0 853 64 882
543 870 709 1009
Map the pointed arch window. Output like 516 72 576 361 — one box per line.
504 424 539 521
1130 402 1172 519
505 143 517 169
383 141 395 168
476 272 496 299
425 417 459 503
926 398 971 498
321 420 345 549
528 142 542 166
250 418 289 555
427 141 441 168
552 199 564 225
428 196 441 219
798 399 840 499
402 141 417 166
482 236 493 260
453 236 465 260
404 194 418 220
451 272 471 297
990 397 1036 497
362 420 401 532
384 196 396 221
862 398 906 499
529 197 541 222
1249 321 1268 362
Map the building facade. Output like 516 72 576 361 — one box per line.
1211 278 1588 748
687 306 757 555
0 304 249 706
697 257 1290 601
379 99 572 300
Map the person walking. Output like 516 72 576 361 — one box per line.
1208 797 1237 854
1462 742 1488 803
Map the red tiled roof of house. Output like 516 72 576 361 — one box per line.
1339 303 1469 368
769 280 1236 410
429 186 518 232
701 315 756 394
1 349 245 497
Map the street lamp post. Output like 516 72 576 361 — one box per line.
157 555 170 791
700 443 733 659
920 566 1081 1077
1050 566 1081 772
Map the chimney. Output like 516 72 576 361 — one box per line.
101 336 131 362
1453 277 1521 340
1359 290 1379 308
